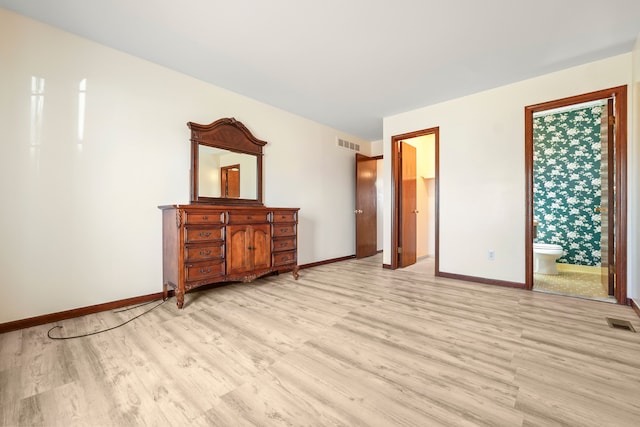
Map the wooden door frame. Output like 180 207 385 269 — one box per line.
391 127 439 270
524 85 627 304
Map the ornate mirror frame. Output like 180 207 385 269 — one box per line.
188 117 266 206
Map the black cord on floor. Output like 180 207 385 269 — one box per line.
47 299 167 340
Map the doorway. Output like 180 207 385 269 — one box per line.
221 164 240 198
355 153 379 259
391 127 439 270
525 86 627 304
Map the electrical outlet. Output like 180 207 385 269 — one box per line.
488 250 495 261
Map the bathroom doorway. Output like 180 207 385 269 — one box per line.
524 86 627 304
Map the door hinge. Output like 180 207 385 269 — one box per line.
609 116 615 126
397 247 402 254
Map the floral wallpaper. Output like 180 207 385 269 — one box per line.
533 105 603 266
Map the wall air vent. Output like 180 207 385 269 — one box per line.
337 138 360 152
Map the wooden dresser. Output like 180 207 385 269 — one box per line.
159 204 299 308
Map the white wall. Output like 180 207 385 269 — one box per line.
198 147 221 197
0 9 369 324
383 53 635 295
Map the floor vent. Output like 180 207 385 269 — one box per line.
606 317 636 332
337 138 360 152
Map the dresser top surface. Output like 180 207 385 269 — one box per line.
158 204 299 212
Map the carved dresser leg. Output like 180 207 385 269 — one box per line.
176 289 184 309
292 265 299 280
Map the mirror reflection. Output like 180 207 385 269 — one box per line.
198 145 257 199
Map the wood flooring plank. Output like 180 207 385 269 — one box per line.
267 345 507 426
0 327 23 371
200 369 359 427
515 368 640 427
310 322 520 406
514 354 640 412
334 310 520 380
16 382 87 427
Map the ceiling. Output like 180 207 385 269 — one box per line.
2 1 640 141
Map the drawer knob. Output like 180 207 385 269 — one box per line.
199 231 211 237
280 242 287 247
200 249 212 255
199 268 212 274
202 216 208 220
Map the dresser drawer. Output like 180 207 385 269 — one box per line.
184 211 225 225
185 260 225 281
272 237 296 252
272 211 297 223
273 250 296 267
185 243 224 261
185 227 224 243
272 224 296 237
227 211 270 224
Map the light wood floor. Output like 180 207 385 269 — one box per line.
2 254 640 426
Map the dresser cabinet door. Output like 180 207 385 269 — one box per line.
227 224 272 275
251 224 271 270
227 225 251 274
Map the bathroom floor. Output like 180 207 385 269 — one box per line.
533 266 615 302
401 257 616 303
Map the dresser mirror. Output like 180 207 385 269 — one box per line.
189 118 266 205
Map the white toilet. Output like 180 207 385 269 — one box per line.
533 243 564 275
